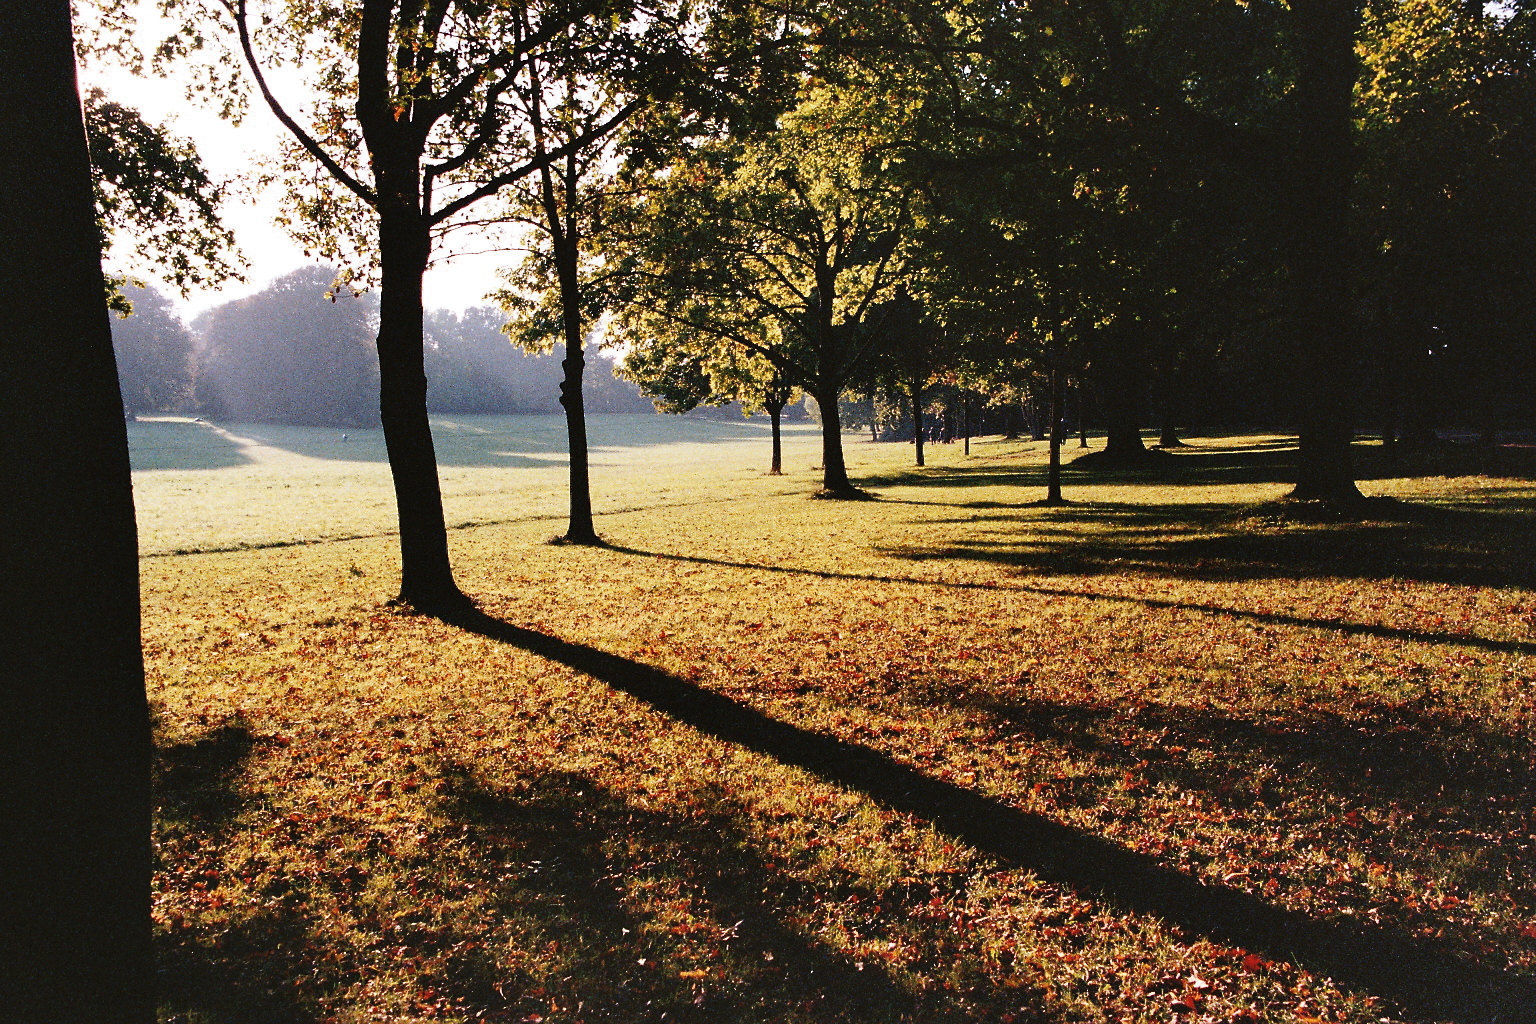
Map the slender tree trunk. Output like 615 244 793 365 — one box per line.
0 4 153 1020
1286 0 1366 503
376 207 465 609
1077 383 1089 448
1045 368 1065 504
767 398 784 475
815 384 854 494
554 242 599 543
912 380 925 467
962 392 971 455
868 393 878 442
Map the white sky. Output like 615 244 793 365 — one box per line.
79 4 512 319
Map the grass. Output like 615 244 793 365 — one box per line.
139 418 1536 1023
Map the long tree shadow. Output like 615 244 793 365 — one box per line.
922 693 1535 901
603 543 1536 660
152 717 321 1022
438 606 1533 1023
425 766 1019 1022
881 501 1536 591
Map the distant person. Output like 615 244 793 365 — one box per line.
341 433 348 442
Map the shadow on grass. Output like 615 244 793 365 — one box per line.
152 718 320 1023
440 606 1534 1023
227 414 795 469
425 766 999 1022
856 438 1536 494
127 419 254 472
604 544 1536 660
878 497 1536 592
940 694 1535 889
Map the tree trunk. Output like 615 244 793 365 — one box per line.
376 207 465 609
1103 404 1147 460
554 243 599 543
766 398 784 475
0 4 153 1020
962 392 971 455
1099 346 1148 460
868 393 878 442
1077 384 1089 448
815 385 855 494
1286 1 1366 503
911 380 925 467
1045 368 1065 504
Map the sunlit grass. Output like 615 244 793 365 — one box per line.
139 422 1536 1023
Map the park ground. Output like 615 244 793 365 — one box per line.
134 415 1536 1023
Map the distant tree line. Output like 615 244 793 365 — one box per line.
111 267 652 427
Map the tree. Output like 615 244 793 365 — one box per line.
194 265 382 427
865 285 953 468
84 87 243 306
209 0 670 608
0 2 152 1019
620 324 799 474
497 50 635 544
616 83 921 496
1356 0 1536 441
111 284 198 415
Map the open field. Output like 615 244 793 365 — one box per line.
137 418 1536 1023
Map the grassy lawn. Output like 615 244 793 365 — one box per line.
139 418 1536 1023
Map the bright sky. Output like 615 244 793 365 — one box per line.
78 4 512 318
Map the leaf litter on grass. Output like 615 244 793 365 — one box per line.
140 429 1536 1023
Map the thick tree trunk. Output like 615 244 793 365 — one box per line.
1286 1 1366 503
911 380 925 467
1045 368 1065 504
376 209 465 609
815 385 855 494
1101 351 1148 460
1103 404 1147 460
554 245 599 543
0 4 153 1020
767 399 784 475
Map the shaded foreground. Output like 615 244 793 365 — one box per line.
144 435 1536 1022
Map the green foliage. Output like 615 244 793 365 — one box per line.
83 88 243 301
110 284 198 415
614 80 926 400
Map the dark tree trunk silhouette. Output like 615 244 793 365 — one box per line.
815 385 855 494
765 395 785 475
556 265 597 542
1285 1 1367 503
1098 328 1148 462
0 4 153 1020
1157 364 1186 447
910 379 926 467
1077 383 1090 448
962 392 971 455
375 200 463 607
1045 367 1066 504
